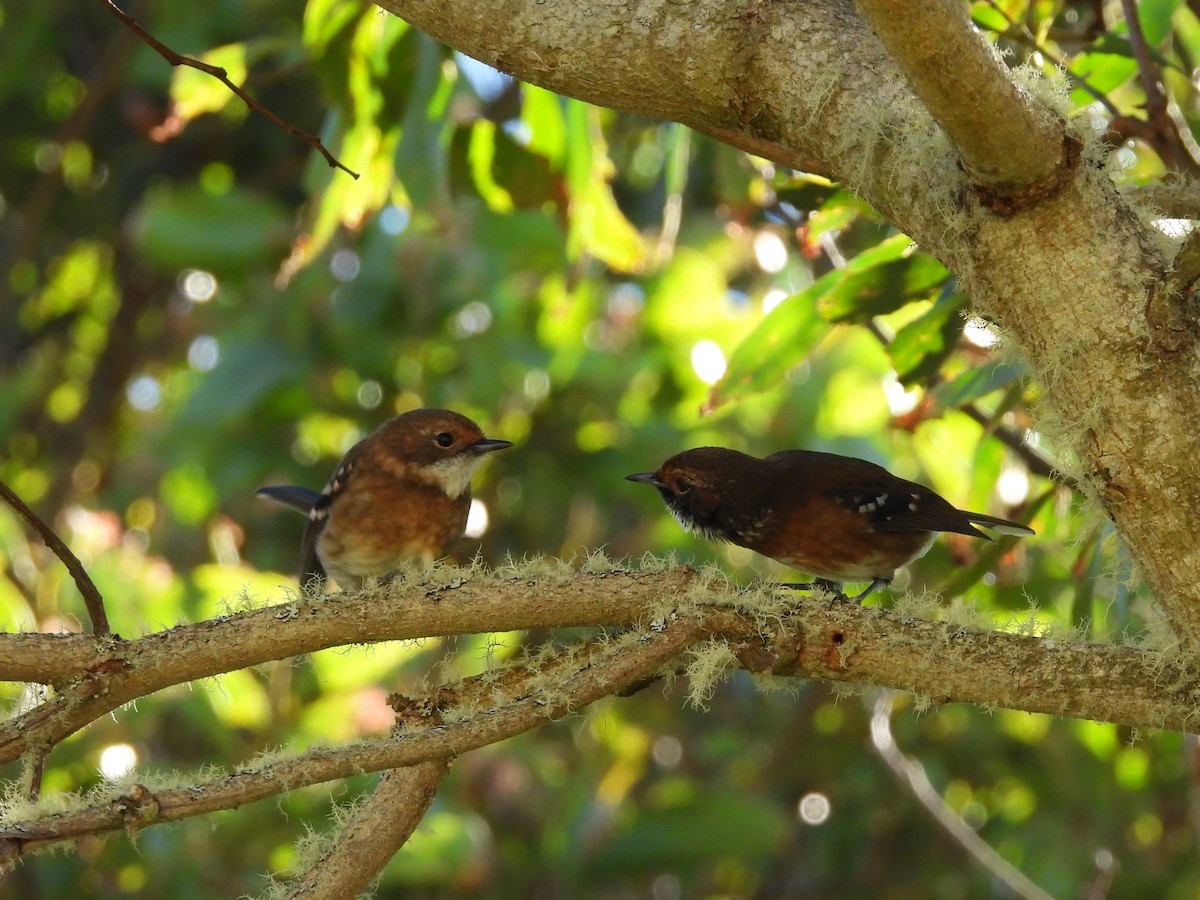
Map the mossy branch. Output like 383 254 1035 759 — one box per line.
2 563 1199 763
2 562 1200 862
0 613 707 859
853 0 1074 206
277 760 451 900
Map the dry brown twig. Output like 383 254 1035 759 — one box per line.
100 0 359 179
0 479 109 636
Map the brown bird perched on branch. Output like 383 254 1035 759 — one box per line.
626 446 1033 601
256 409 511 590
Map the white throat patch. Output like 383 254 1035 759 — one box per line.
424 454 485 498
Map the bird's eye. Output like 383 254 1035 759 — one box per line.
434 432 455 448
676 477 694 495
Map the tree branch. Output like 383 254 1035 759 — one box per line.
0 615 705 856
0 479 109 636
281 760 450 899
2 565 1198 776
869 694 1055 900
854 0 1075 210
101 0 359 179
2 562 1200 859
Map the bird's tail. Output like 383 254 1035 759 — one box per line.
963 511 1035 537
255 485 322 515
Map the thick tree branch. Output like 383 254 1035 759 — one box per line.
0 615 705 855
854 0 1073 206
3 564 1200 859
2 566 1198 777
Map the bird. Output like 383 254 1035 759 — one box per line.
626 446 1034 601
256 408 511 590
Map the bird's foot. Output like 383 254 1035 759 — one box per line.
770 577 889 604
771 579 850 603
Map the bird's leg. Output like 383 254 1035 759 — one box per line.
846 577 890 602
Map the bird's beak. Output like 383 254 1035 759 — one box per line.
471 438 513 454
625 472 664 488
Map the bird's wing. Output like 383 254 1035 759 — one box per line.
830 481 991 539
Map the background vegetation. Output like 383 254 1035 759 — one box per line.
1 0 1196 895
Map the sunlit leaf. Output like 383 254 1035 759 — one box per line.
819 249 948 323
969 4 1009 31
171 43 248 122
1138 0 1184 47
564 100 646 272
804 189 871 241
302 0 363 54
468 120 515 213
521 85 567 168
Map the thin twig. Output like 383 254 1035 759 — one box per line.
22 753 47 803
100 0 359 179
1120 0 1169 124
958 404 1078 489
0 479 109 636
1118 0 1199 171
870 694 1056 900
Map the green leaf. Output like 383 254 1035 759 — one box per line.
468 119 515 212
521 85 567 168
133 185 290 273
708 274 831 409
970 4 1010 32
395 34 452 211
819 249 949 323
302 0 363 54
564 100 646 272
179 338 303 426
1069 50 1137 106
888 291 967 385
1138 0 1184 46
804 189 872 241
928 361 1025 412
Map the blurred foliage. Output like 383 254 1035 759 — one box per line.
0 0 1197 896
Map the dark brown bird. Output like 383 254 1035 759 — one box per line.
626 446 1034 601
257 408 511 590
